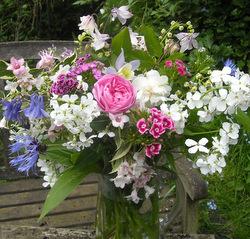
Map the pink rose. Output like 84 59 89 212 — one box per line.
92 74 136 114
146 143 162 158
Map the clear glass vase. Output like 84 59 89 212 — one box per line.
95 175 160 239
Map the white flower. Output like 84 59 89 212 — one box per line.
160 102 188 134
210 69 235 85
98 131 115 138
126 189 140 204
197 109 214 122
175 32 199 52
129 28 147 51
212 137 229 156
196 154 226 175
144 185 155 198
208 89 228 113
91 30 109 51
186 92 203 109
78 15 97 34
133 70 171 108
4 80 18 92
219 122 240 145
111 6 133 25
76 75 88 91
185 138 209 154
109 113 129 129
0 117 7 128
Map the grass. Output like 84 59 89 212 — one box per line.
199 133 250 239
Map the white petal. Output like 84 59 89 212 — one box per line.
185 139 197 147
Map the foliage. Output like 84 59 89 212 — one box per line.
0 0 102 41
101 0 250 70
199 134 250 239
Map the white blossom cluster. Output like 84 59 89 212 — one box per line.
112 152 155 204
185 66 250 123
37 159 64 187
185 122 240 175
160 97 189 134
50 93 100 151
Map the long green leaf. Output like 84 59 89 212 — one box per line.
39 148 100 220
111 27 132 55
139 26 162 57
235 108 250 133
111 141 132 162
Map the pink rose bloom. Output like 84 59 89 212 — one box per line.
137 118 148 134
164 60 173 68
7 57 27 76
149 122 165 138
146 143 162 158
92 74 136 114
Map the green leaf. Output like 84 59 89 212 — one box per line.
111 27 132 55
44 143 79 166
0 60 13 77
235 108 250 133
139 26 162 57
111 141 132 162
39 148 101 220
128 49 155 70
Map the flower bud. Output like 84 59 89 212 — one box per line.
179 25 184 31
167 32 172 38
191 86 197 92
184 82 190 87
186 21 191 25
161 28 166 34
171 21 176 25
195 73 202 80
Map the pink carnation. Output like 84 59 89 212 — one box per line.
92 74 136 114
177 66 186 76
164 60 173 68
136 118 148 134
146 143 162 158
161 115 175 130
7 57 27 76
149 122 165 138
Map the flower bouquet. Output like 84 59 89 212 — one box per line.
1 4 250 239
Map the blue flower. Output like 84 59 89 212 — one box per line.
224 59 237 76
24 94 48 119
9 135 39 175
1 98 22 121
207 200 217 211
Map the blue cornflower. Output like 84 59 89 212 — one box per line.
1 98 22 121
224 59 237 76
207 200 217 211
9 135 39 175
24 94 48 119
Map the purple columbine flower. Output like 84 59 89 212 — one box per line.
9 135 39 175
24 94 48 119
224 59 237 76
1 98 22 121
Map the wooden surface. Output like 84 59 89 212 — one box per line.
0 175 98 229
0 41 75 60
0 225 215 239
